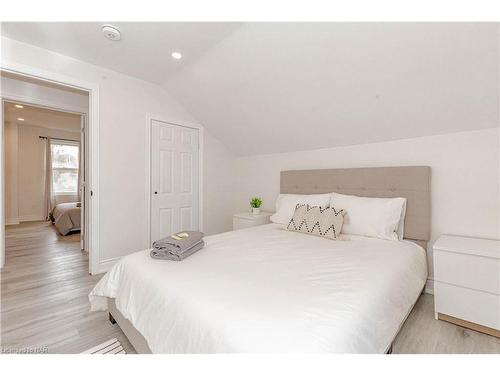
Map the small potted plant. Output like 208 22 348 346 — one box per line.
250 197 263 215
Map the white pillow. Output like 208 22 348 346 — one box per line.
330 192 406 241
270 193 331 225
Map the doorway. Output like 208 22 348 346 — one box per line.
0 68 98 274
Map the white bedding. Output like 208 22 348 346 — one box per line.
89 224 427 353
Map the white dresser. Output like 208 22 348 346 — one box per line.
232 211 272 231
433 234 500 338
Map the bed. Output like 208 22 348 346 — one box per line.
89 166 431 353
51 202 81 235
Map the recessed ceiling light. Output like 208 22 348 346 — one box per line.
171 51 182 60
17 118 24 121
15 104 24 109
102 24 121 41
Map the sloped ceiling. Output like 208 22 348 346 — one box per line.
1 22 242 84
164 23 499 155
3 23 498 156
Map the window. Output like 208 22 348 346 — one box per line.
51 141 79 195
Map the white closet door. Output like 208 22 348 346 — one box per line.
150 120 199 244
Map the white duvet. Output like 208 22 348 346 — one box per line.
89 224 427 353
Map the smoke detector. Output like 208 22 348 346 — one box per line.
102 25 121 41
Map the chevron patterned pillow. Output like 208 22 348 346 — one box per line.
286 204 344 240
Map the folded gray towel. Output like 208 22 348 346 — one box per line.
153 231 204 254
150 240 204 261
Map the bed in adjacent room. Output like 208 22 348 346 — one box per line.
89 166 431 354
51 202 81 235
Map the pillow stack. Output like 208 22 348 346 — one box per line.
271 192 407 241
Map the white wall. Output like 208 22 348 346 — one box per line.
1 37 236 271
203 131 236 235
234 128 500 289
16 124 80 222
4 122 18 224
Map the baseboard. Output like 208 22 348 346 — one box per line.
19 214 45 222
5 218 20 225
97 257 120 274
424 278 434 295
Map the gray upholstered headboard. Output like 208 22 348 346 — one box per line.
280 166 431 248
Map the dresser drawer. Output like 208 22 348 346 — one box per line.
434 281 500 330
434 250 500 294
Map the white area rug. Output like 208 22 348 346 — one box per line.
81 338 126 354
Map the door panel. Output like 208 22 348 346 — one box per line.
159 208 174 240
180 206 193 230
150 120 199 244
180 152 192 193
159 150 173 194
181 128 192 145
160 126 173 141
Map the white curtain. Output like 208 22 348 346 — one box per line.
77 141 82 201
44 137 56 220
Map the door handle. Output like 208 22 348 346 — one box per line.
154 191 158 195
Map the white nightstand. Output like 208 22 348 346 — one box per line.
433 234 500 338
233 211 273 231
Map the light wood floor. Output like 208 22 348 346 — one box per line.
1 222 499 354
1 221 135 354
393 294 500 353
